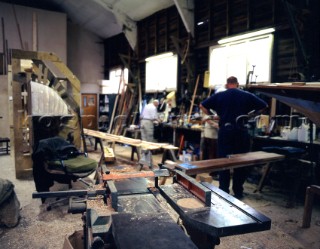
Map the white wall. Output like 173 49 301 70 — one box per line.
81 83 101 94
67 23 105 93
0 2 67 62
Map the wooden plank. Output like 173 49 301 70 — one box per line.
173 151 285 175
11 59 33 178
188 74 200 123
11 49 60 61
84 128 178 151
102 171 155 180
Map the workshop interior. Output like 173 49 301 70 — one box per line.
0 0 320 249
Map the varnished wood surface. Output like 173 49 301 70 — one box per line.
249 83 320 92
173 151 284 175
102 171 155 180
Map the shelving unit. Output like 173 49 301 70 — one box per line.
98 94 110 131
249 83 320 164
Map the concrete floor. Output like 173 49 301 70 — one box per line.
1 144 320 249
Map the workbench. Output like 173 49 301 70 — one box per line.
83 128 178 164
162 123 203 148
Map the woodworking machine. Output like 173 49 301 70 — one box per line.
34 168 271 249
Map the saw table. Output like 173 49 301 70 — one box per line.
81 170 272 249
33 156 274 248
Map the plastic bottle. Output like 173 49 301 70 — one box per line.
184 114 188 126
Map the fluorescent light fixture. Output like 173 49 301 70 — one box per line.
218 28 275 44
145 52 174 62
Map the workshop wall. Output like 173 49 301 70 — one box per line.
104 6 192 97
137 7 192 94
67 22 105 90
194 0 320 83
103 0 320 98
103 33 133 81
0 2 104 91
0 2 67 63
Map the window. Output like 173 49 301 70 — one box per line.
145 52 178 92
101 67 128 94
209 28 274 88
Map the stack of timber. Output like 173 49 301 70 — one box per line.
109 80 139 136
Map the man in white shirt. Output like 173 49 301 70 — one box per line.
140 99 159 142
201 115 219 160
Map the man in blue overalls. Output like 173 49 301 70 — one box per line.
200 76 268 199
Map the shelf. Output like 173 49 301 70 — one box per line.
248 84 320 127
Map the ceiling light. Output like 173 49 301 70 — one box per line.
218 28 275 44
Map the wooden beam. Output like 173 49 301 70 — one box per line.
92 0 137 49
173 0 195 37
188 74 200 122
84 128 178 151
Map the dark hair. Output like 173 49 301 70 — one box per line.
227 76 238 84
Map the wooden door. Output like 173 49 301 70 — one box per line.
81 94 98 130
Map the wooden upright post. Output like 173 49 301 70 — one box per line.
188 74 200 123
